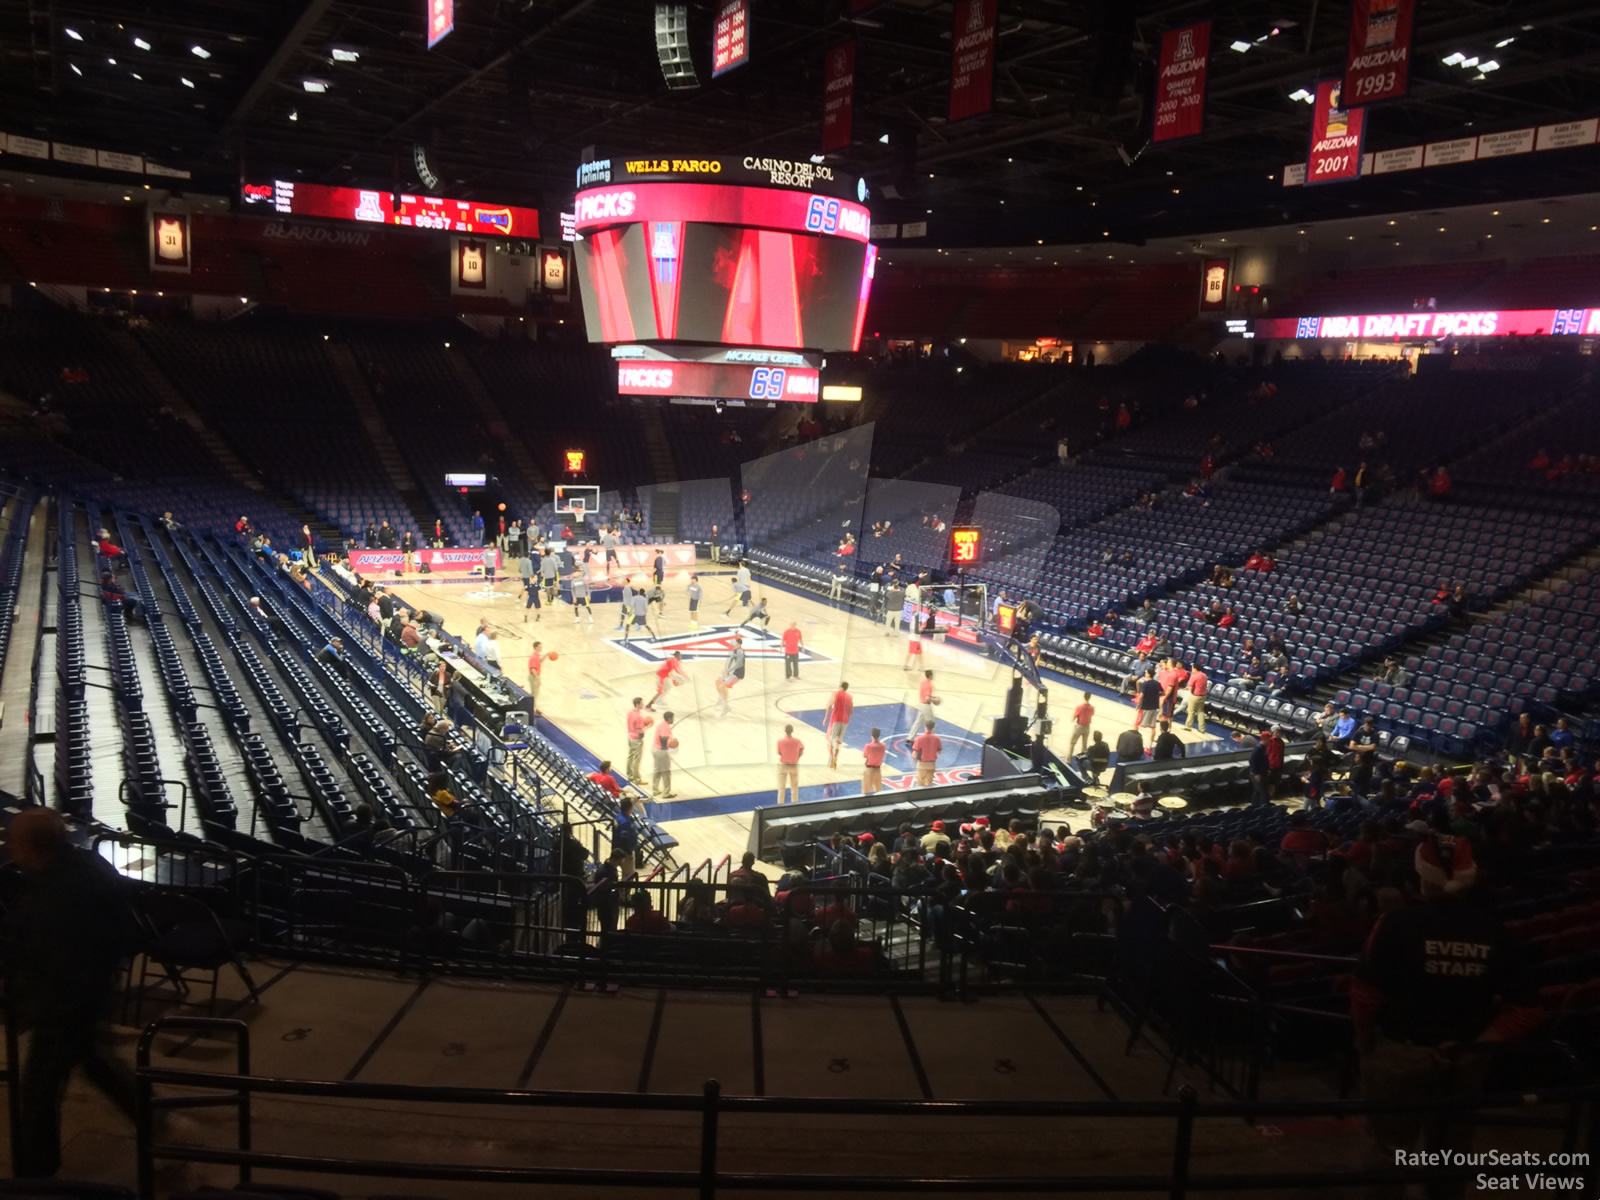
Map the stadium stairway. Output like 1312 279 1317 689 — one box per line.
446 348 551 491
0 487 42 796
322 339 434 534
639 398 679 483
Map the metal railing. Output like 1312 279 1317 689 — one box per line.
133 1016 1600 1200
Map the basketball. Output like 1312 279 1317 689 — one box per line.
932 697 942 706
644 716 655 726
547 651 559 661
667 737 680 749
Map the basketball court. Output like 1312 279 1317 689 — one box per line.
381 567 1227 867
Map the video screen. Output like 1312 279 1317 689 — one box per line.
576 221 871 351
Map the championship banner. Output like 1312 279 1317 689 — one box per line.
456 239 486 289
149 210 191 273
1200 257 1229 310
1345 0 1414 105
1153 21 1210 143
821 42 856 153
949 0 997 122
711 0 749 77
1306 79 1366 185
427 0 453 47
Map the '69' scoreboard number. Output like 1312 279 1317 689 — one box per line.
950 526 982 566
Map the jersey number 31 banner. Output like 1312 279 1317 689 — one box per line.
949 0 997 122
1345 0 1414 105
1306 79 1366 185
1152 21 1211 143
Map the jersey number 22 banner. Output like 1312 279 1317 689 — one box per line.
1306 79 1366 185
1345 0 1414 105
1152 21 1210 143
949 0 997 122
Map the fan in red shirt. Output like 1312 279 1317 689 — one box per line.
587 760 622 798
1217 607 1237 629
1279 811 1329 865
1086 619 1105 640
1330 467 1347 493
1134 631 1158 656
1429 466 1452 500
1243 551 1275 573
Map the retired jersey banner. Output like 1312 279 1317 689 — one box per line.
1200 258 1229 310
711 0 749 77
949 0 997 122
821 42 856 153
1153 21 1210 143
149 210 191 273
1345 0 1414 105
1306 80 1366 184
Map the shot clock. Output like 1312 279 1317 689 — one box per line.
950 526 982 567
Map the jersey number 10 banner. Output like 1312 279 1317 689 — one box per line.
1153 21 1211 143
1345 0 1414 105
949 0 997 122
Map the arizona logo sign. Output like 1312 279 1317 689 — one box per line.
610 624 832 665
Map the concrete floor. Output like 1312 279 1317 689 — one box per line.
0 954 1411 1199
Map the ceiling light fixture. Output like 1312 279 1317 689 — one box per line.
191 44 210 58
65 27 83 40
330 47 359 62
1442 52 1465 65
180 76 194 87
1230 40 1252 52
70 63 82 75
133 36 150 50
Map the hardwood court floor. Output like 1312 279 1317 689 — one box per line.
385 569 1222 867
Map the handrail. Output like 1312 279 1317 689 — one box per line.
129 1016 1600 1200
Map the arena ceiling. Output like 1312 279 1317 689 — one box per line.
4 0 1600 247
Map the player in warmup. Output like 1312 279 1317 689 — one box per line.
723 561 752 617
715 634 746 716
569 570 594 623
645 651 684 711
686 574 703 631
647 580 667 632
625 697 652 784
861 727 887 794
825 682 853 769
539 548 560 606
917 669 941 729
481 543 498 585
625 585 656 641
903 622 924 671
652 548 666 586
912 720 942 786
650 711 677 798
521 554 542 623
600 526 619 579
780 620 803 679
740 595 771 629
615 578 634 632
776 722 804 804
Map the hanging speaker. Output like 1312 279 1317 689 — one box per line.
1084 0 1135 112
655 4 700 90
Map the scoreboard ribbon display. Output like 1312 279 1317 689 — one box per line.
1256 308 1600 340
573 182 870 243
616 361 820 402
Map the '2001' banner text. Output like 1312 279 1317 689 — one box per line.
1153 21 1210 143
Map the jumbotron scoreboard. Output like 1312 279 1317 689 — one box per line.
572 154 876 403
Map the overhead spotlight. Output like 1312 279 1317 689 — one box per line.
1230 40 1252 52
1442 52 1465 65
190 44 211 58
65 27 83 40
1495 36 1515 47
287 108 297 120
240 296 248 303
809 154 825 164
1288 88 1313 102
133 36 150 50
130 71 142 79
70 63 82 75
1478 59 1500 71
107 56 116 64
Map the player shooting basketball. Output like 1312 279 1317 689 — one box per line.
645 651 684 711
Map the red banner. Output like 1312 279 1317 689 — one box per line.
1345 0 1414 105
1152 21 1210 143
712 0 750 77
1200 257 1229 310
426 0 453 48
949 0 997 122
1305 79 1366 185
821 43 855 153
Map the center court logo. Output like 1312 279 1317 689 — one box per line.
610 624 831 664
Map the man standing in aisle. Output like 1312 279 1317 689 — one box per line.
625 697 650 785
825 681 853 769
912 720 942 786
651 711 677 799
781 620 803 679
776 723 804 804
